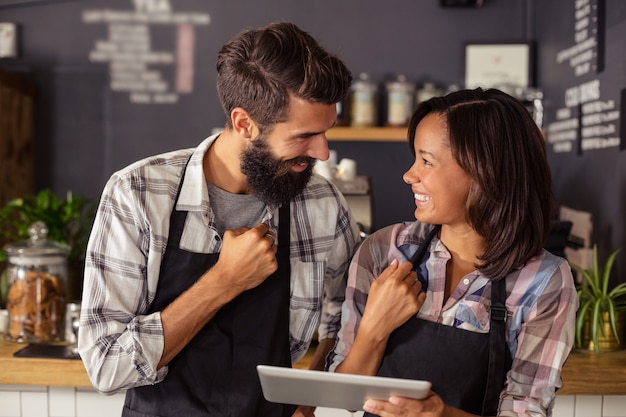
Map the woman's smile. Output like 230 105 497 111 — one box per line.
413 192 431 207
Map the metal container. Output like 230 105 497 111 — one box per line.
4 221 69 343
65 302 81 344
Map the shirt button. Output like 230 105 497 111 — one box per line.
480 319 487 327
462 278 470 285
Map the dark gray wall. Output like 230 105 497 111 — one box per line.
536 0 626 283
0 0 528 232
6 0 625 282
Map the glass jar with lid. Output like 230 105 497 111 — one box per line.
385 75 415 127
4 221 68 343
415 82 443 106
350 72 378 127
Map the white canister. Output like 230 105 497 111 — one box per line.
336 158 357 182
385 75 415 127
416 82 443 106
350 73 378 127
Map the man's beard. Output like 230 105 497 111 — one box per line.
241 135 315 207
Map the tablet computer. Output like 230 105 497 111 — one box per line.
257 365 431 411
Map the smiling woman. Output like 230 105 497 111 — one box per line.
328 88 578 417
403 112 473 229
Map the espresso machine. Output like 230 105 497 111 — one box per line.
333 176 373 237
315 154 374 237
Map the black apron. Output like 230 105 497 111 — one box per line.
123 167 295 417
365 225 511 417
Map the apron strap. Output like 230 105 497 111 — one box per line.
167 156 193 246
410 224 441 265
277 203 290 265
482 277 508 416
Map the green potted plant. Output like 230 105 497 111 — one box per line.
0 189 96 304
572 244 626 352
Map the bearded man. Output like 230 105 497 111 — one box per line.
78 22 360 417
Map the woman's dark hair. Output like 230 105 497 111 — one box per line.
216 22 352 132
408 88 555 279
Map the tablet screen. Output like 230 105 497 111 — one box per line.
257 365 431 411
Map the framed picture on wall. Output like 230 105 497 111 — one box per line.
464 42 534 89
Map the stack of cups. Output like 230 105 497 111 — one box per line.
335 158 357 181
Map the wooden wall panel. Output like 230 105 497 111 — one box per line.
0 68 36 208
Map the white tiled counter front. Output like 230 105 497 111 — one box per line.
0 385 125 417
0 385 359 417
1 389 625 417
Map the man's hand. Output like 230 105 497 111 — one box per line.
211 222 279 295
158 223 278 368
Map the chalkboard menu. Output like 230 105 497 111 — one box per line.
82 0 210 105
545 0 624 154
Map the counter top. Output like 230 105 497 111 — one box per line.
1 337 625 394
0 338 92 387
558 349 626 395
0 337 312 388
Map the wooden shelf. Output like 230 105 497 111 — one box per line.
327 126 407 142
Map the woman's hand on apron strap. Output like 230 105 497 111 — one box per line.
359 259 426 342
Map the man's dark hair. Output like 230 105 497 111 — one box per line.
216 22 353 132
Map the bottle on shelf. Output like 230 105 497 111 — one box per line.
415 82 443 106
350 72 378 127
384 74 415 127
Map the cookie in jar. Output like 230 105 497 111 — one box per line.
3 221 68 343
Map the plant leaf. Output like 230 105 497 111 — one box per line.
607 300 621 345
602 248 621 295
575 300 592 348
592 244 600 291
591 298 603 350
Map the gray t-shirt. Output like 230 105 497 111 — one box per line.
206 181 267 235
